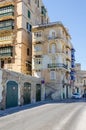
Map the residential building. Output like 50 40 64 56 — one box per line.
32 21 75 99
74 63 86 95
0 0 49 75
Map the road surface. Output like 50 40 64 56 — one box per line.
0 100 86 130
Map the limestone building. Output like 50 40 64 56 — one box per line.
0 0 49 75
32 22 75 99
74 63 86 95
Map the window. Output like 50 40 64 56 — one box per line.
28 0 30 5
36 71 41 78
26 61 31 71
26 22 32 32
34 45 41 51
27 48 29 55
37 0 39 7
52 32 55 38
35 0 39 7
50 71 56 80
0 46 13 56
34 32 42 38
35 59 42 64
51 44 56 53
8 59 11 64
1 60 4 68
28 10 31 18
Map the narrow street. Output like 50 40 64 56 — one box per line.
0 100 86 130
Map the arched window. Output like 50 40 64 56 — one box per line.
51 44 56 53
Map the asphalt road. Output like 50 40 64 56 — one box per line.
0 100 86 130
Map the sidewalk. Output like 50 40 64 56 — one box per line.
0 100 50 117
0 99 85 117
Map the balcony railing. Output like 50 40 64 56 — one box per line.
33 37 43 43
47 63 68 69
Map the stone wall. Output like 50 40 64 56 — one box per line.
0 69 45 110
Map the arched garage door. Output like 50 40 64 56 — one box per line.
23 82 31 104
6 81 18 108
36 84 41 102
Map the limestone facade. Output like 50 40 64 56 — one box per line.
74 63 86 95
0 0 49 75
32 22 75 100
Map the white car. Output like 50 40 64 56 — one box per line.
71 93 82 99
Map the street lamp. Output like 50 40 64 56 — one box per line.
62 79 65 99
83 80 86 95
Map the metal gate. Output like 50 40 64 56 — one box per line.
23 82 31 104
36 84 41 102
6 81 18 108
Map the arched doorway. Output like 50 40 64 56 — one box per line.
36 84 41 102
23 82 31 104
6 81 18 108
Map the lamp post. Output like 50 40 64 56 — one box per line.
83 83 86 95
62 79 65 99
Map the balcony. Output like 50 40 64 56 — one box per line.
33 51 42 56
0 0 14 8
47 63 68 69
33 64 42 70
0 12 14 21
0 25 14 32
0 40 13 46
48 36 58 40
33 37 43 43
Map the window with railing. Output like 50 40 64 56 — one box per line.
49 43 56 53
35 58 42 65
34 45 42 52
0 5 14 17
34 31 42 38
50 71 56 80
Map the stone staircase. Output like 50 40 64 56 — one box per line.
45 82 60 100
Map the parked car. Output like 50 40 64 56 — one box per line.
82 93 86 98
71 93 82 99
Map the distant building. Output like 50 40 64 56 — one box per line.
0 0 49 75
32 21 75 99
74 63 86 95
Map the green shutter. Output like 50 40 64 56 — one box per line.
28 10 30 18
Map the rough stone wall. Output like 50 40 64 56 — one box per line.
0 69 43 109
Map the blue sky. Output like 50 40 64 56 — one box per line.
43 0 86 70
